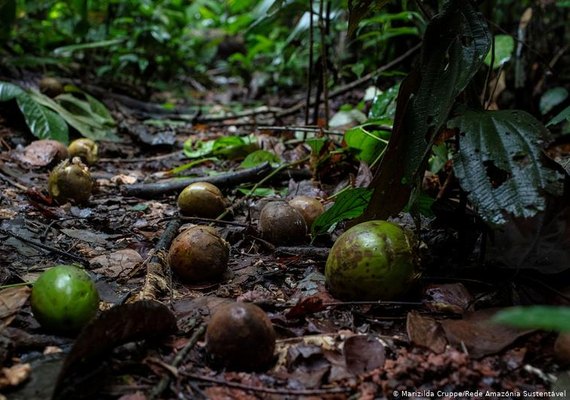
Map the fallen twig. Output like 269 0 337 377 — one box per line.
148 323 206 400
275 246 330 259
0 228 88 265
181 371 351 396
123 162 272 198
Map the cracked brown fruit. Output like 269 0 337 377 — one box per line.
206 302 276 370
39 77 64 97
31 264 99 334
68 138 99 165
48 159 93 204
258 201 307 244
177 182 226 218
325 220 418 301
288 196 324 228
168 226 230 282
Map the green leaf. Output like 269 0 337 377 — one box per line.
15 93 69 143
329 109 367 128
344 122 390 165
53 38 127 56
212 135 258 159
348 0 391 37
493 306 570 332
449 110 563 225
28 91 117 141
539 87 569 115
0 81 24 101
240 150 280 168
312 188 372 237
547 105 570 127
183 139 215 158
484 34 514 69
306 138 327 154
368 83 400 119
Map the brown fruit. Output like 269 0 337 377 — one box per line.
177 182 226 218
288 196 324 228
68 138 98 165
48 159 93 204
206 302 276 370
39 77 64 97
258 201 307 244
168 226 229 282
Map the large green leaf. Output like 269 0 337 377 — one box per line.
360 0 491 221
0 81 24 101
312 188 372 237
344 121 391 165
493 306 570 332
347 0 391 37
449 110 563 225
547 105 570 127
16 94 69 143
28 91 118 141
484 34 514 69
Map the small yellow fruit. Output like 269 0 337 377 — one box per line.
288 196 324 228
177 182 226 218
31 264 99 334
168 226 230 282
325 220 418 301
206 302 276 370
48 159 93 204
68 138 98 165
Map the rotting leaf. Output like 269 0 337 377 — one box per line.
0 286 31 327
440 308 533 358
343 335 385 374
424 283 473 314
406 311 447 354
449 109 564 225
53 300 177 400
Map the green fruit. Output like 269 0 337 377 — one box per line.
177 182 226 218
31 265 99 334
48 159 93 204
325 220 418 301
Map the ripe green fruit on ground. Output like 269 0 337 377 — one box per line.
31 265 99 334
325 220 418 301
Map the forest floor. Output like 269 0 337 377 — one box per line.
0 77 569 400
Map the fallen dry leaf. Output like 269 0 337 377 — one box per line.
440 308 534 358
12 140 68 167
424 283 473 314
0 363 31 389
406 311 447 354
90 249 143 278
0 286 31 327
343 334 385 374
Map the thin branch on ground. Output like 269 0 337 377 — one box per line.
0 228 89 265
181 372 351 396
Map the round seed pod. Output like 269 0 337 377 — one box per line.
288 196 324 228
168 226 230 282
325 220 419 301
48 159 93 204
177 182 226 218
39 77 64 97
31 264 99 334
206 302 276 370
68 138 98 165
258 201 307 244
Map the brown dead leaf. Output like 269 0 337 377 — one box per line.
286 293 329 320
406 311 447 354
12 140 68 167
343 335 385 375
424 283 473 314
90 249 143 278
0 286 31 327
440 308 534 358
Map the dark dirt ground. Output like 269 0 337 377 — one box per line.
0 82 569 400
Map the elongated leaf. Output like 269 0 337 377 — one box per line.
484 34 514 69
449 110 563 224
312 188 372 236
0 80 24 101
344 122 390 165
348 0 391 37
361 0 491 221
53 38 126 56
28 91 118 141
539 87 568 115
16 94 69 143
493 306 570 332
240 149 280 168
547 105 570 127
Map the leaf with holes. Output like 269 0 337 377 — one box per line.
449 110 563 225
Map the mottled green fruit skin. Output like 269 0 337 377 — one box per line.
325 220 416 301
31 265 99 334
